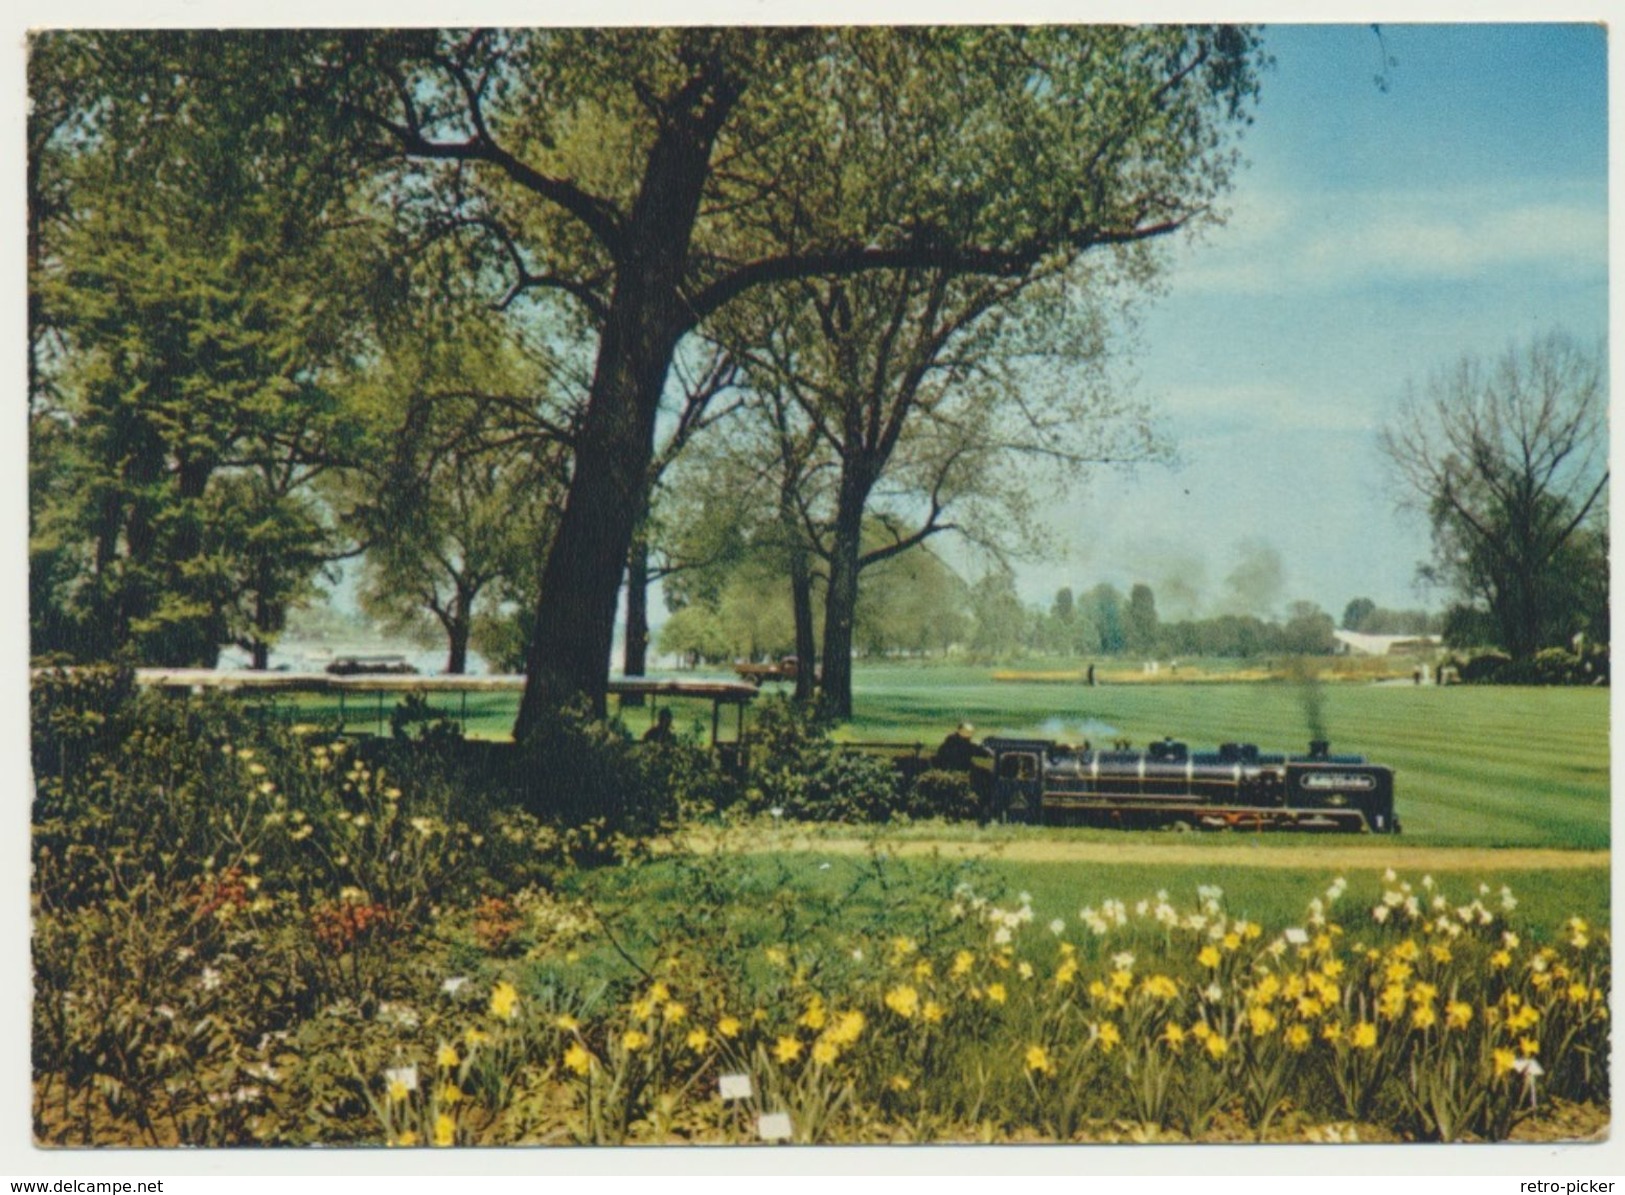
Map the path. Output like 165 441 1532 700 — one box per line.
680 831 1607 873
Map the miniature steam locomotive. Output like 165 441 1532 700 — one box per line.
983 736 1399 833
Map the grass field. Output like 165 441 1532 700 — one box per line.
565 849 1607 971
269 662 1610 851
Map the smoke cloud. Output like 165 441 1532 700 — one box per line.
1134 538 1208 621
1219 538 1285 618
1285 657 1328 745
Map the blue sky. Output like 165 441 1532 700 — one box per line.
1006 22 1609 622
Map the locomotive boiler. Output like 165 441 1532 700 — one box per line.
982 735 1399 832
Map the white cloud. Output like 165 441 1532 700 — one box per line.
1168 182 1606 298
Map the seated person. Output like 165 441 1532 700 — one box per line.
933 721 985 770
642 708 675 744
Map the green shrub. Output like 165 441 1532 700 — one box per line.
906 769 981 821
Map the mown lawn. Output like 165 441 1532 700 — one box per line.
266 664 1610 850
836 665 1610 850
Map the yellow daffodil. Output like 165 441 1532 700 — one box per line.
798 998 827 1031
986 982 1007 1005
884 985 920 1019
555 1014 580 1032
1221 932 1241 952
773 1035 803 1064
1285 1025 1311 1051
433 1114 455 1147
1198 945 1221 969
488 981 520 1021
1351 1021 1378 1050
663 1001 688 1024
889 1074 912 1092
1024 1044 1052 1074
811 1038 839 1067
564 1043 591 1075
1203 1034 1228 1060
718 1016 742 1038
923 1000 946 1024
1141 974 1178 1000
1411 1003 1438 1031
1095 1021 1121 1053
1248 1006 1278 1037
1493 1048 1517 1077
1446 1001 1473 1030
621 1029 650 1053
685 1027 710 1053
1519 1036 1540 1056
829 1010 865 1045
440 1084 462 1105
1161 1022 1186 1049
436 1044 459 1069
951 950 976 977
1490 949 1512 970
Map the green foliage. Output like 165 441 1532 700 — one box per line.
513 702 735 835
29 33 380 666
1458 645 1610 687
1385 332 1608 661
907 769 982 822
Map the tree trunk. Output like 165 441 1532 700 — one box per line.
447 619 469 675
818 468 873 721
790 552 817 704
513 66 739 740
780 489 818 704
622 535 650 706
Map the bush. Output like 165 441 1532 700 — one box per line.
511 700 739 837
1459 646 1610 686
906 769 982 821
745 696 911 823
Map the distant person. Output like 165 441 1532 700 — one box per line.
1086 663 1096 686
643 708 675 744
933 722 985 771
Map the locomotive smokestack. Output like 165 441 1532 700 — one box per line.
1310 739 1329 759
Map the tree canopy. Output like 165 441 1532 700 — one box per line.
1382 331 1608 659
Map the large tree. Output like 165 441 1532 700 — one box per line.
28 32 381 665
727 260 1157 717
1381 332 1608 660
316 26 1263 734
